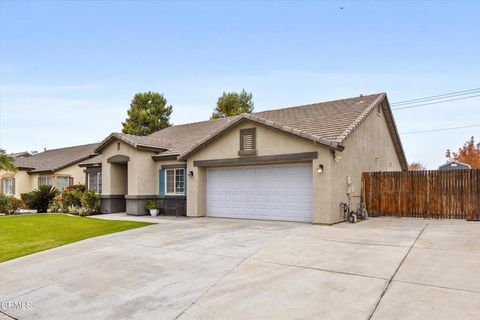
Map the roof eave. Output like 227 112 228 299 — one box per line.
95 133 168 153
177 115 344 161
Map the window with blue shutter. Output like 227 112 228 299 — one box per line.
161 168 186 195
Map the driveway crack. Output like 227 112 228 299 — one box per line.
367 221 430 320
0 310 17 320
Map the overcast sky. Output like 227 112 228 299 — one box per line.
0 1 479 168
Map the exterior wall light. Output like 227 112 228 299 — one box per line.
317 164 324 174
188 171 194 177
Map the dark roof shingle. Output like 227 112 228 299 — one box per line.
15 143 99 172
96 93 407 169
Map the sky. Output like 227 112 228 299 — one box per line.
0 0 479 169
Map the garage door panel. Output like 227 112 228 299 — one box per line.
207 164 312 222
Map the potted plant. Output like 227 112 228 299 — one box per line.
145 199 159 216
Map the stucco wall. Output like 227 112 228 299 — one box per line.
329 105 403 223
185 120 334 223
0 160 89 200
29 163 86 190
0 169 31 198
100 140 159 196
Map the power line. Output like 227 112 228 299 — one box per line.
391 88 480 106
392 94 480 110
400 124 480 135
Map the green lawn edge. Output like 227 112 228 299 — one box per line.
0 214 155 263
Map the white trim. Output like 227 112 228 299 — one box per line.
38 176 52 187
87 172 102 193
56 176 70 190
165 168 185 195
3 178 14 195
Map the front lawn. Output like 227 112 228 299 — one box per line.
0 214 154 262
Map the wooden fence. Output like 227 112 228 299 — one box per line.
362 169 480 220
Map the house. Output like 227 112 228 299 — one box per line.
8 151 31 158
0 143 99 198
438 160 471 171
96 93 407 224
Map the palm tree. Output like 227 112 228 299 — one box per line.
0 149 17 172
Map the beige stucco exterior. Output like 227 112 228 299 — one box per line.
100 140 160 196
328 106 403 224
0 170 31 199
98 104 404 223
185 120 333 223
0 162 87 200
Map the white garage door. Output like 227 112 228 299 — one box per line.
207 163 312 222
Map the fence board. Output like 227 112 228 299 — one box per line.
362 169 480 220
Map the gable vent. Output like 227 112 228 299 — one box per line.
243 132 254 150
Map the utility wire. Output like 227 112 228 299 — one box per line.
392 94 480 110
391 88 480 106
400 124 480 135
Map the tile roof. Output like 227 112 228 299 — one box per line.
8 151 31 158
78 154 102 166
95 132 172 153
151 93 387 160
15 143 99 173
97 93 407 169
148 116 242 157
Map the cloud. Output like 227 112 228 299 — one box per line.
0 83 105 94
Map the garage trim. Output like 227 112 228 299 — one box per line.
193 152 317 167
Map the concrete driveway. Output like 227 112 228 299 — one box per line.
1 215 479 320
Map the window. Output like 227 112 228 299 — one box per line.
56 176 71 190
239 128 256 156
38 176 52 186
165 168 185 195
2 178 15 195
88 172 102 193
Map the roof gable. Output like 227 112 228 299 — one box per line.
94 132 170 153
95 93 407 170
176 93 407 170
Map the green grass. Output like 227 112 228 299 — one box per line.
0 214 154 262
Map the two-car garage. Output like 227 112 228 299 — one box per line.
206 163 313 222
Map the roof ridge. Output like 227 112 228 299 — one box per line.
334 93 386 143
254 93 385 115
32 142 99 155
148 116 239 135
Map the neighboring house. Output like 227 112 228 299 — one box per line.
96 93 407 224
438 160 471 170
0 143 99 198
8 151 31 158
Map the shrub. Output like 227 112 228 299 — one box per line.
80 190 100 213
53 185 100 216
50 194 65 213
65 184 87 192
20 193 32 208
62 188 83 209
9 197 23 214
28 185 59 213
145 199 158 210
0 195 24 215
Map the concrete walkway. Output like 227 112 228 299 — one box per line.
1 215 479 319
